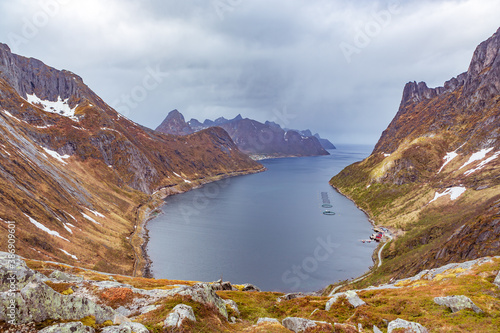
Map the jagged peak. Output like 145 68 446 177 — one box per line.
399 27 500 107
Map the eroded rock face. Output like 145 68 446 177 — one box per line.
434 295 483 314
388 318 428 333
164 304 196 329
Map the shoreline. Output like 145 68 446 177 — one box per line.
131 167 267 278
324 182 396 294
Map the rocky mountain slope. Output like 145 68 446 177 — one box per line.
2 251 499 332
0 43 263 275
330 28 500 283
156 110 332 158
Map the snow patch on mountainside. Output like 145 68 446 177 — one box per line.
24 214 70 242
43 148 71 165
429 187 466 204
464 151 499 176
26 94 78 120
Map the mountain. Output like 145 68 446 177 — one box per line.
157 111 331 159
0 43 263 275
155 109 193 135
330 28 500 282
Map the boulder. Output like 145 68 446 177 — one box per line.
388 318 428 333
101 322 149 333
223 299 240 316
211 279 235 291
282 317 332 332
170 283 228 319
434 295 483 313
164 304 196 329
39 322 95 333
277 292 305 302
257 317 281 325
373 325 383 333
326 290 365 311
494 271 500 288
282 317 317 332
242 283 261 292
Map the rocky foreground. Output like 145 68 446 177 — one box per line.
1 252 499 332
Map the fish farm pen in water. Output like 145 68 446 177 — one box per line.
321 192 333 208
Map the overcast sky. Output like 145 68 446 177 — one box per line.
1 0 499 144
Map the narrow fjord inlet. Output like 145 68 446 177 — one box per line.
147 146 377 292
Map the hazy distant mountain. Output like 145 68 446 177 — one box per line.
157 111 331 158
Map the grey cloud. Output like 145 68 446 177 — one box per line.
1 0 499 144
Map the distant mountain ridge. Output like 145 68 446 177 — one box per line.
156 110 335 159
330 27 500 281
0 43 263 275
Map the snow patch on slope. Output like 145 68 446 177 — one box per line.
42 148 70 165
464 151 500 176
24 214 70 242
459 148 494 170
429 187 466 204
26 94 78 120
82 213 100 225
59 249 78 260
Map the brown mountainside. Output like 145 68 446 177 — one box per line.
0 43 263 275
331 27 500 283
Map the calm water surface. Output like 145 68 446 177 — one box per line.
147 145 377 292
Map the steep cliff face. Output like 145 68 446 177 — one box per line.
331 28 500 281
158 110 331 158
0 44 263 274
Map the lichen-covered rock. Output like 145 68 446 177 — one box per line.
388 318 428 333
325 290 365 311
101 322 149 333
257 317 281 325
373 325 383 333
223 299 240 316
494 271 500 287
164 304 196 329
49 270 84 282
0 280 116 325
0 252 44 292
434 295 483 313
38 322 95 333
